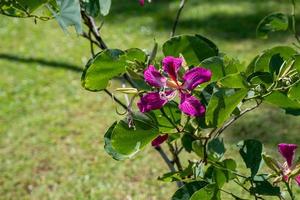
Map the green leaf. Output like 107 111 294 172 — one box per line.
293 54 300 72
207 138 226 161
104 112 159 160
99 0 111 16
0 0 50 17
192 140 204 158
53 0 82 34
81 49 126 91
159 164 193 182
257 12 289 39
288 81 300 101
81 0 100 17
122 48 147 64
163 34 218 66
223 56 244 74
247 72 273 87
190 184 220 200
217 73 248 89
172 181 208 200
201 56 225 82
250 175 280 196
238 139 263 177
264 91 300 115
221 159 237 181
205 89 248 127
111 112 159 155
181 133 195 153
254 46 297 73
104 122 131 160
151 101 181 133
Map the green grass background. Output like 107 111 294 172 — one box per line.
1 0 300 199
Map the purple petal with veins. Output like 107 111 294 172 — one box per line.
152 134 168 147
162 56 182 80
144 65 167 88
137 91 175 113
183 67 212 91
179 93 206 117
278 143 298 167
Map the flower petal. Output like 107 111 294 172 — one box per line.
144 65 167 88
139 0 145 6
137 91 169 112
162 56 183 80
183 67 212 90
151 134 168 147
278 143 298 167
179 93 206 117
295 175 300 186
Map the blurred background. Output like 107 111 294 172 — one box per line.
1 0 300 199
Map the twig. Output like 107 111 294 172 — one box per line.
104 89 128 110
284 181 295 200
81 11 108 50
155 146 184 188
214 100 262 138
171 0 187 37
168 143 183 171
202 128 217 164
81 31 101 48
160 108 181 132
88 30 95 57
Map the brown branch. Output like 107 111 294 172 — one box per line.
81 11 108 50
155 146 183 188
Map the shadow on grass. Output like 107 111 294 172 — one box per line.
107 0 295 41
0 53 82 72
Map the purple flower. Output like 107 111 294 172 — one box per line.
278 143 300 186
139 0 145 6
137 56 212 117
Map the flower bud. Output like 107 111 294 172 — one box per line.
116 87 138 94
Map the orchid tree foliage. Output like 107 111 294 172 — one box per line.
2 0 300 199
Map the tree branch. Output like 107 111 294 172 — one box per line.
81 11 108 50
155 146 183 188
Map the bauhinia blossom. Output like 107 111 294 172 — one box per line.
139 0 145 6
278 143 300 185
139 0 152 6
137 56 212 117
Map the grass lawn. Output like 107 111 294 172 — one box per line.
1 0 300 199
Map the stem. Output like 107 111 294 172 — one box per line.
104 89 128 110
170 0 187 37
284 181 295 200
202 128 217 164
168 143 183 171
81 11 108 50
160 107 181 132
88 30 95 57
214 100 261 138
155 146 184 188
219 188 246 200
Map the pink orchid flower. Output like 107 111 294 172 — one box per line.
137 56 212 117
278 143 300 185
